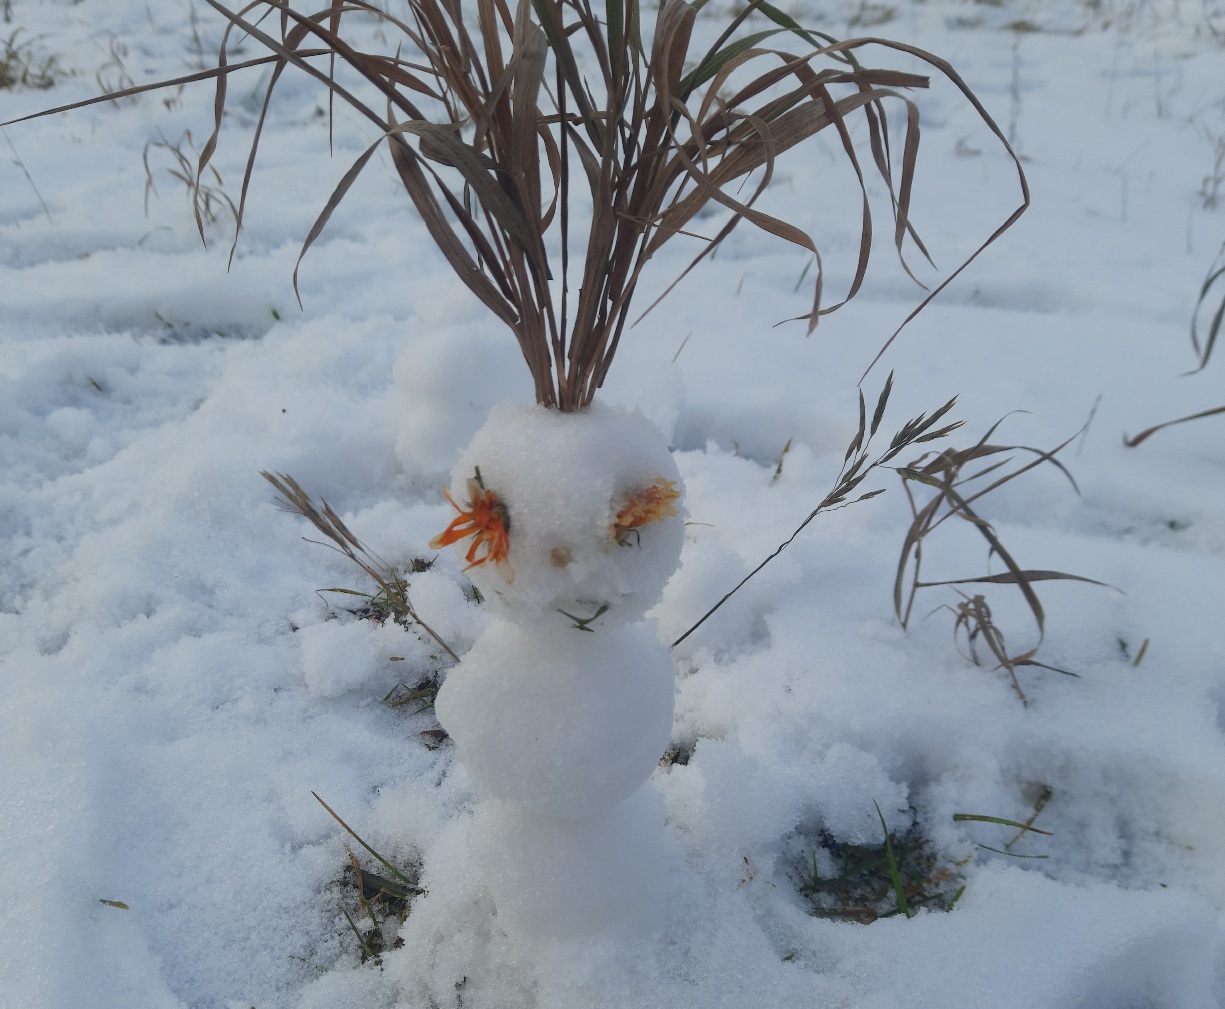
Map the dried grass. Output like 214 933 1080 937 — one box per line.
261 471 459 663
894 419 1107 703
1125 245 1225 447
5 0 1027 409
0 28 60 90
672 373 962 647
143 128 238 230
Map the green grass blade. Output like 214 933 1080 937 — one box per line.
953 813 1052 835
313 792 419 891
874 800 910 918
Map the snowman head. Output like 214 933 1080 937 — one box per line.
431 401 685 629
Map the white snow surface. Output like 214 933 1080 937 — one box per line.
2 1 1225 1007
437 618 675 819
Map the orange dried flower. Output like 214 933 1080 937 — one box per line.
430 470 514 582
612 477 681 546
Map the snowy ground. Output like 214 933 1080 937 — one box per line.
3 0 1225 1006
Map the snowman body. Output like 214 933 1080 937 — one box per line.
433 402 682 936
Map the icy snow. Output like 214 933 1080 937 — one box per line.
2 0 1225 1006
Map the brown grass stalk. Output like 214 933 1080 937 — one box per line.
895 420 1107 702
262 471 459 663
672 373 962 648
1125 247 1225 447
4 1 1027 410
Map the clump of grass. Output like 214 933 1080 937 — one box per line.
5 0 1027 409
673 373 963 648
315 792 424 966
262 471 459 664
793 797 1055 921
793 803 966 922
143 129 238 235
0 28 61 90
893 418 1107 704
383 675 443 717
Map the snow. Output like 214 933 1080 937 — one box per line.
2 0 1225 1006
443 401 685 627
434 404 680 937
437 619 675 819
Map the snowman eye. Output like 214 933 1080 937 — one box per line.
610 477 681 547
430 469 515 582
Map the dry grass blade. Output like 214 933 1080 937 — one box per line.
673 376 962 648
945 592 1029 703
1125 247 1225 446
142 129 237 232
1 51 318 126
261 471 459 663
1124 404 1225 447
4 1 1027 410
1190 250 1225 372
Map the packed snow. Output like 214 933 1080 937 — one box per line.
2 0 1225 1006
440 401 685 628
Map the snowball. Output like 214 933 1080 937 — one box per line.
435 618 676 818
439 401 685 629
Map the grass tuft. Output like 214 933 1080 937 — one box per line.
793 806 966 922
893 417 1108 703
383 675 444 717
315 792 423 966
262 471 460 664
0 28 61 91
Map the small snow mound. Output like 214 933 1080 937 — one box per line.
298 617 396 698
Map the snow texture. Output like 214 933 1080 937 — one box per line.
437 618 675 819
444 401 685 628
2 0 1225 1006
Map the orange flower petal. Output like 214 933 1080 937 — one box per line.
431 473 514 582
611 477 680 545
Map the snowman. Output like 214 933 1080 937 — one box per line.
430 401 683 937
